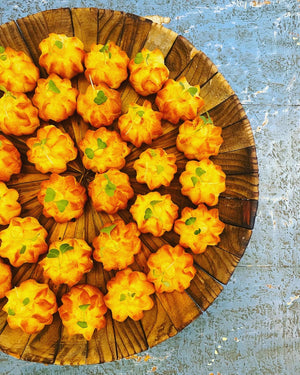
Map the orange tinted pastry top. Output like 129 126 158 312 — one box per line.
39 33 85 79
93 219 141 271
133 147 177 190
0 46 39 92
40 238 93 287
155 76 205 124
59 284 107 341
147 244 196 293
26 125 78 174
118 101 163 148
0 259 12 299
179 159 226 206
32 74 78 122
0 216 48 267
174 204 225 254
104 268 155 322
79 127 130 173
0 182 21 226
176 114 223 160
129 48 169 96
88 169 134 214
84 41 129 89
38 173 87 223
3 279 57 334
130 192 179 237
0 89 40 136
77 83 122 128
0 135 22 182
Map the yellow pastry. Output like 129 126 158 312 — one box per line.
104 268 155 322
118 101 163 147
39 33 85 79
0 182 21 225
174 204 225 254
0 216 48 267
0 259 12 299
3 279 57 334
0 135 22 182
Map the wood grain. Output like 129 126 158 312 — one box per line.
0 7 258 364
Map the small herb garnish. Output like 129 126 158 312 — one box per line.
94 90 107 105
191 176 198 187
54 40 63 49
48 79 61 94
136 110 144 118
150 200 162 207
196 167 206 178
23 298 30 306
144 207 153 220
8 308 15 316
119 293 126 301
79 304 91 311
104 173 116 197
45 188 56 202
77 321 88 328
19 245 27 255
0 46 5 54
150 149 157 157
100 223 117 235
194 228 201 235
185 217 196 226
156 165 164 174
46 243 73 258
187 87 198 97
134 52 144 64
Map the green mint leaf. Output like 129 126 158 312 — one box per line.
134 52 144 64
47 248 60 258
19 245 26 255
187 87 198 97
56 199 69 213
77 321 88 328
196 167 206 178
156 165 164 174
45 188 56 202
0 55 7 61
79 304 91 311
104 174 116 197
59 243 74 254
85 148 94 159
144 207 153 220
23 298 30 306
194 228 201 235
54 40 63 49
150 149 157 157
48 79 61 94
8 308 15 316
100 223 117 235
191 176 198 187
100 43 109 53
108 51 112 59
150 200 162 207
97 138 107 149
94 90 107 105
0 46 5 54
136 110 144 118
130 292 136 298
199 113 213 125
120 293 126 301
179 81 185 89
185 217 196 226
0 140 2 148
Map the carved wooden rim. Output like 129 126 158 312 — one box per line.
0 8 259 365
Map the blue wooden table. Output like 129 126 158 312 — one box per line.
0 1 299 374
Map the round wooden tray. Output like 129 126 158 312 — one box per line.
0 8 259 365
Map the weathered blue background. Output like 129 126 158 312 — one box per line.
0 1 299 374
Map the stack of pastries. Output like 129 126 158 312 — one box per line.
0 31 226 340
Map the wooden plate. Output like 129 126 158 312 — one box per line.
0 8 259 365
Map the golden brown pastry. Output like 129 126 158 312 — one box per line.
130 192 179 237
0 259 12 299
0 216 48 267
77 83 122 128
179 159 226 206
84 41 129 89
104 268 155 322
147 244 196 293
59 284 107 341
38 173 87 223
128 48 169 96
0 182 21 225
174 204 225 254
0 135 22 182
88 169 134 214
0 88 40 136
39 33 85 79
0 45 39 92
93 219 141 271
79 127 130 173
118 101 163 147
32 74 78 122
155 76 205 124
133 147 177 190
176 114 223 160
39 238 93 287
26 125 78 174
3 279 57 334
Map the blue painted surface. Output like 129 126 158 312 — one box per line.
0 1 299 374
